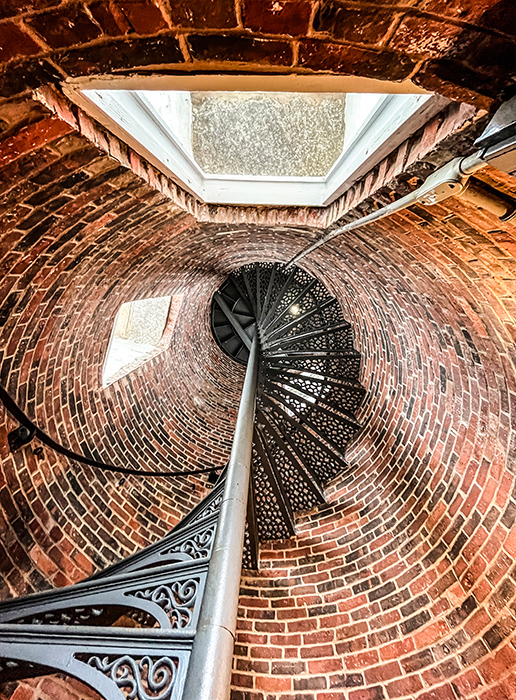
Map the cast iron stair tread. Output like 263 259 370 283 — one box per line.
262 320 352 351
264 297 340 342
262 375 364 422
261 278 320 333
212 262 364 542
260 392 349 464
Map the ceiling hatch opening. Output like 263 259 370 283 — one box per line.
103 295 183 387
69 86 448 208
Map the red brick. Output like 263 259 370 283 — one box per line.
379 639 415 662
0 116 74 167
298 40 415 82
349 688 384 700
166 0 237 29
385 674 423 698
25 6 102 48
9 686 36 700
479 645 516 684
255 675 292 692
313 2 395 46
416 685 456 700
0 22 42 62
115 1 168 33
451 669 483 696
88 1 132 36
390 15 479 58
242 0 312 36
364 661 401 684
300 644 335 659
188 34 293 66
345 651 380 671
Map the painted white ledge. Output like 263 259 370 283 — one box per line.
64 73 431 95
69 87 449 207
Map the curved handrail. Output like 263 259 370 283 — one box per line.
0 384 222 478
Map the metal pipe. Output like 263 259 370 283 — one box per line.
459 151 488 175
286 150 489 269
182 336 259 700
214 291 253 350
459 180 516 221
287 187 422 268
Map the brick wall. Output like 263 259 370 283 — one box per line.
1 99 516 699
0 0 515 109
0 110 251 601
1 3 516 700
232 180 516 699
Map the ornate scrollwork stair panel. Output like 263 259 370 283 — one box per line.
0 484 219 699
0 561 208 632
0 627 192 700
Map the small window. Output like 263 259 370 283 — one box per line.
103 295 182 386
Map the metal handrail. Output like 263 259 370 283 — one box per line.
0 384 223 478
286 151 488 267
182 337 259 700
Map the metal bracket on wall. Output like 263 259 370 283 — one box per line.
7 425 35 453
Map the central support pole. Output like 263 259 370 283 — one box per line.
182 336 259 700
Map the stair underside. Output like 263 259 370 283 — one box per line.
212 262 364 554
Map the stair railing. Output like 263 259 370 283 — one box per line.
182 336 258 700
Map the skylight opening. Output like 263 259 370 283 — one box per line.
71 84 448 207
189 91 347 178
103 295 183 387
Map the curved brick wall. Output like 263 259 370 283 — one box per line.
1 108 516 700
234 193 516 700
0 124 251 599
1 3 516 700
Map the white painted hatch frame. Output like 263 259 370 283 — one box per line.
64 75 448 208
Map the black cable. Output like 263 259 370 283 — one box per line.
0 384 223 478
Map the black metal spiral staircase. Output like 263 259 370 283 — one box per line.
212 262 364 559
0 262 364 700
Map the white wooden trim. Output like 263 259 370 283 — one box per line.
64 73 430 95
63 83 448 207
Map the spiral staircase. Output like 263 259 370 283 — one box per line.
0 262 364 700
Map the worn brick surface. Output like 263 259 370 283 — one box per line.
0 0 514 106
0 2 516 700
0 675 101 700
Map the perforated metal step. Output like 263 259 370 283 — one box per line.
212 262 365 547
